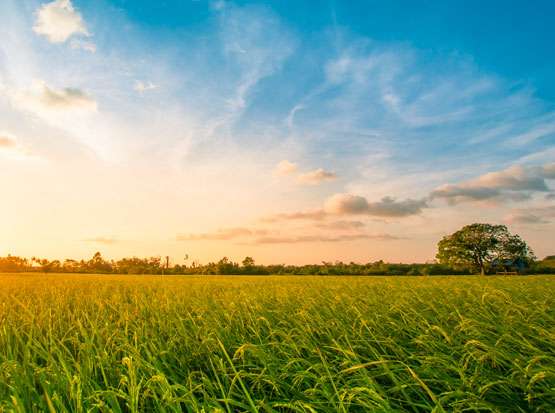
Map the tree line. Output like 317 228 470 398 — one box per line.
1 252 554 276
1 223 550 276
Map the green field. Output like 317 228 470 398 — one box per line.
0 274 553 412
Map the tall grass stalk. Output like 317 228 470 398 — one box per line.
0 274 553 411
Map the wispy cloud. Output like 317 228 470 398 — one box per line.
17 81 97 113
324 194 427 217
249 232 400 245
33 0 90 44
503 206 555 225
295 168 339 185
0 134 16 148
534 162 555 179
69 38 96 52
178 227 263 241
84 236 118 245
272 160 339 185
502 211 549 225
504 124 554 148
259 209 327 222
134 80 157 92
286 104 305 128
314 220 364 231
272 160 297 177
177 223 398 245
218 3 295 119
0 131 34 159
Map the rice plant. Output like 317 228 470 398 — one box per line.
0 274 553 412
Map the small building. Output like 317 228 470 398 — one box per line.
488 257 525 274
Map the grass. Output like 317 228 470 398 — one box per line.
0 273 553 412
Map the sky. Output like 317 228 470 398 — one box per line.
0 0 554 265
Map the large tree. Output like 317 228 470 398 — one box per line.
436 223 535 275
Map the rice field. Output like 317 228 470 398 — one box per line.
0 273 553 412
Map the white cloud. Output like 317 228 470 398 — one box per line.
272 159 297 177
17 81 97 113
472 165 549 191
431 164 552 205
134 80 157 92
273 161 339 184
33 0 90 43
295 168 339 185
324 194 427 217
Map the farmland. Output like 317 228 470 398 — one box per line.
0 274 553 412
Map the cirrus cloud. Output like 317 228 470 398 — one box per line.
272 159 297 177
259 209 327 222
178 227 267 241
248 232 399 245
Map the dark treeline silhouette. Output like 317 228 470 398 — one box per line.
1 252 554 276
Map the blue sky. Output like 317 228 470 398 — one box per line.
106 0 555 99
0 0 554 263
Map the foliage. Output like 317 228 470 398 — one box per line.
436 223 535 275
0 274 553 411
2 251 554 277
0 255 30 272
31 257 61 274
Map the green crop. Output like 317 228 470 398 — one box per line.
0 274 553 412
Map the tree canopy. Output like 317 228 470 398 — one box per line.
436 223 535 275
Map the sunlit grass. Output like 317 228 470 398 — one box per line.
0 274 553 412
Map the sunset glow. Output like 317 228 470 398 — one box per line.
1 0 554 264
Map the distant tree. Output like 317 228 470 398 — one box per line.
0 255 30 272
217 257 239 275
88 252 113 273
31 257 60 274
242 257 255 268
63 259 80 273
436 223 535 275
